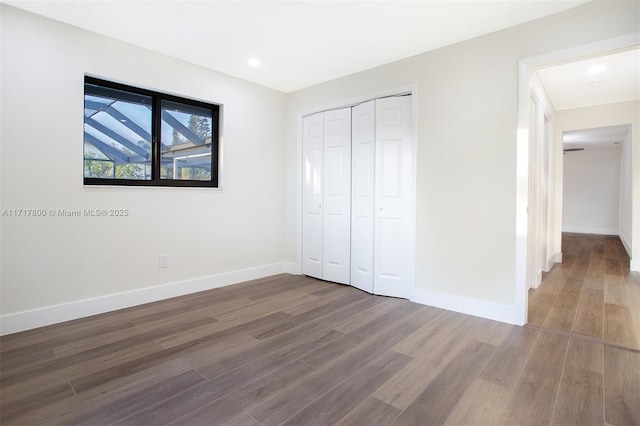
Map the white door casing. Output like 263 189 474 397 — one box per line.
527 97 539 289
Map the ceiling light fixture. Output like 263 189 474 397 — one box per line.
248 58 261 67
587 64 606 74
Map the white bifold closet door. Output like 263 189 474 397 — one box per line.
302 108 351 284
351 96 413 298
350 100 376 293
302 113 324 279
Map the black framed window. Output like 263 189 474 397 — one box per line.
84 76 219 187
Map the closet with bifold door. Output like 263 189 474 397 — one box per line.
302 95 413 298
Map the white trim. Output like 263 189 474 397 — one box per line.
525 34 640 73
408 91 418 295
545 252 562 271
295 109 304 279
620 234 632 258
534 271 542 289
298 85 416 118
0 263 286 336
515 60 531 325
630 258 639 272
284 262 299 274
411 288 521 326
516 32 640 327
562 226 620 235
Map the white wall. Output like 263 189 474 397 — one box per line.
284 1 639 323
0 6 287 333
562 147 622 235
556 101 639 262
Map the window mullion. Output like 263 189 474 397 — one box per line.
152 96 162 181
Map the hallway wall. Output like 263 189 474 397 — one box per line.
562 146 622 235
555 101 639 263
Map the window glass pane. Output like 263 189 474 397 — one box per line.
160 100 213 181
84 84 152 180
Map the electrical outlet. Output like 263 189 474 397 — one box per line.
159 254 169 268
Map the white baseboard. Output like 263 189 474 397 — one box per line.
541 252 562 272
284 262 299 274
527 271 543 290
620 234 632 258
1 263 287 336
562 226 618 235
543 260 553 273
631 258 639 272
411 288 520 325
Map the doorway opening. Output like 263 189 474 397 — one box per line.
527 121 639 351
515 34 639 325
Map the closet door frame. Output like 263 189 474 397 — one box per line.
296 85 417 296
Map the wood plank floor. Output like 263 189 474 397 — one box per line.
2 272 639 425
528 233 640 352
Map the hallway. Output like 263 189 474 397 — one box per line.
528 233 640 351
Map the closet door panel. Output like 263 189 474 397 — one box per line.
378 218 401 276
322 108 351 284
374 96 413 298
350 100 375 293
302 113 324 279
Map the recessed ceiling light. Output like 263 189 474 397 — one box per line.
587 64 606 75
248 58 261 67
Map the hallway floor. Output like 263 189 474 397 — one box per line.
528 233 640 352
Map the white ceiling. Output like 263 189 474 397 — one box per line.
4 0 590 93
563 124 631 150
536 49 640 111
537 49 639 151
